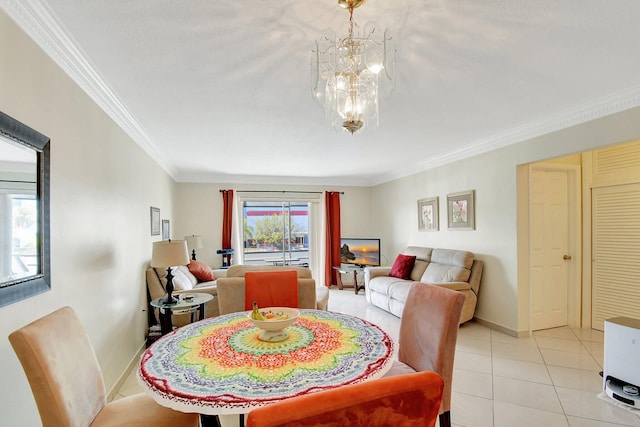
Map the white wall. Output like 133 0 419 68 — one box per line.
371 107 640 334
172 183 373 268
0 11 175 426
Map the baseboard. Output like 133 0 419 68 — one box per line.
107 341 146 402
473 317 529 338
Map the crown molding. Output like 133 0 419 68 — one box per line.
1 0 178 178
372 84 640 186
175 171 374 187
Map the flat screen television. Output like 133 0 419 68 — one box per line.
340 238 381 267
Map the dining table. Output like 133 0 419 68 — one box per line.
137 308 394 426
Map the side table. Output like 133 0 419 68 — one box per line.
150 293 213 335
333 265 365 294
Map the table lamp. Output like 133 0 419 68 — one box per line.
151 239 189 304
184 234 203 261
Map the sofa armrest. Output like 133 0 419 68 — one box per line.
212 269 227 279
364 267 391 304
298 278 317 309
216 277 247 315
364 266 392 283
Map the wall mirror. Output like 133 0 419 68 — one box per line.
0 111 50 307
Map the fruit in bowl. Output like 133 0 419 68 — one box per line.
248 304 299 342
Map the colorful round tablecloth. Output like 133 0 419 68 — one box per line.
138 309 394 415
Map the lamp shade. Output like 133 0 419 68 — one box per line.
185 235 203 250
151 240 189 268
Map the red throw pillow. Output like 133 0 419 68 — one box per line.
389 254 416 279
187 260 216 282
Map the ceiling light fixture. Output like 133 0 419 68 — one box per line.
311 0 396 135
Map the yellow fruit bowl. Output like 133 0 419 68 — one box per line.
247 307 299 342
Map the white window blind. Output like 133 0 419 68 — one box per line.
591 183 640 330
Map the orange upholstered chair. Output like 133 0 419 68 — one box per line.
244 270 299 310
384 282 466 427
245 371 444 427
9 306 199 427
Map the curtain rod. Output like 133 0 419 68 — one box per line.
220 190 343 194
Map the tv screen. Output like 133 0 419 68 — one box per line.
340 238 381 267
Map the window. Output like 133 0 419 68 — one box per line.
0 195 38 283
242 201 310 266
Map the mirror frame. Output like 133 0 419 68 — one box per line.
0 111 51 307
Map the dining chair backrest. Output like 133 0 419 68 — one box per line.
9 306 108 426
8 306 199 427
398 282 466 419
244 270 299 310
245 371 444 427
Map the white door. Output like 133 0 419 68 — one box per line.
530 168 571 330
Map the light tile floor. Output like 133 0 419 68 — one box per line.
116 288 640 427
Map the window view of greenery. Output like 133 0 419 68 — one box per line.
243 201 309 266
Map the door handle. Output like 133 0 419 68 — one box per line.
563 255 572 260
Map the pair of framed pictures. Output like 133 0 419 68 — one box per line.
150 206 171 240
417 190 475 231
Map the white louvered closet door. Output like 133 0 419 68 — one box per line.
591 183 640 331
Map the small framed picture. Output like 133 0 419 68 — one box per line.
150 207 160 236
447 190 475 230
162 219 170 240
417 197 438 231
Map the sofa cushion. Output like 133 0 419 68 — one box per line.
430 249 474 269
177 265 199 285
409 260 429 282
154 266 197 291
420 263 471 283
188 260 216 282
402 246 433 262
368 275 406 296
389 254 416 279
171 267 195 291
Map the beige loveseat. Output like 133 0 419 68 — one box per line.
216 265 329 314
364 246 483 323
146 264 226 327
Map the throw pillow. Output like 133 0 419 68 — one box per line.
188 260 216 282
389 254 416 279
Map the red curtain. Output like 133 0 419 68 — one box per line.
324 191 341 287
221 189 234 249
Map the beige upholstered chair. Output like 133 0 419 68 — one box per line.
383 282 466 427
245 371 444 427
8 306 199 427
217 265 327 315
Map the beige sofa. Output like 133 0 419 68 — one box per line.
216 265 329 315
364 246 483 323
146 265 226 327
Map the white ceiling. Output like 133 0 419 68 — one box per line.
4 0 640 186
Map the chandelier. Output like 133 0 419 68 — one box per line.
311 0 396 135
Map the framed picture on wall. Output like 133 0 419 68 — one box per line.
417 197 438 231
162 219 170 240
447 190 475 230
150 207 160 236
